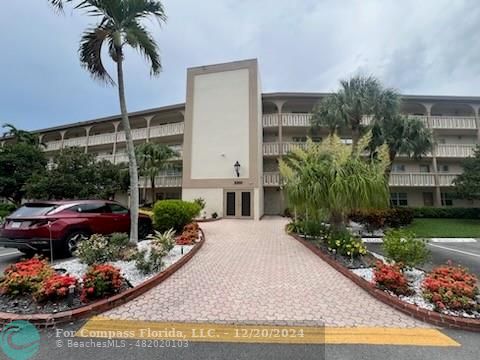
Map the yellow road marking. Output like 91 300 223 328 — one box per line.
76 317 460 347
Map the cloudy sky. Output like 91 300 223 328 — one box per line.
1 0 479 131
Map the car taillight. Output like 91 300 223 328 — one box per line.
30 219 56 228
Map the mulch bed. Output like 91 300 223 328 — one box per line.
0 282 130 315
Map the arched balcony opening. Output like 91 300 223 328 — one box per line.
431 103 475 116
400 102 427 115
42 131 63 151
150 111 184 128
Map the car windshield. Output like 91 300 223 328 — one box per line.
9 204 58 218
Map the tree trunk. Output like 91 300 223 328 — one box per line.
351 126 361 153
384 150 397 181
329 210 345 233
116 57 139 244
151 175 155 205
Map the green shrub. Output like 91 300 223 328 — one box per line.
287 219 328 239
153 200 201 232
413 207 480 219
0 203 16 219
382 229 430 268
386 208 415 228
74 234 113 265
135 245 166 275
326 229 367 258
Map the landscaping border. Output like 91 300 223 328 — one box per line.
289 231 480 332
0 229 206 327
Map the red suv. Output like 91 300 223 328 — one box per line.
0 200 152 257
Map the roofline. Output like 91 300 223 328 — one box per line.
30 103 185 134
262 92 480 102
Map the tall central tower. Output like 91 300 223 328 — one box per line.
182 59 263 219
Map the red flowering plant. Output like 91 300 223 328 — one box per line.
373 261 413 296
422 262 479 312
35 274 78 302
176 222 200 245
0 257 53 296
81 264 124 302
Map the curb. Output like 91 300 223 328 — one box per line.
289 232 480 332
197 218 222 223
0 229 206 327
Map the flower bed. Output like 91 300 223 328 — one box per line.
352 262 480 319
0 225 201 315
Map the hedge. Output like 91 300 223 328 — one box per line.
412 207 480 219
350 208 414 231
152 200 201 232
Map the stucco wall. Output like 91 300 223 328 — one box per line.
182 188 224 218
190 69 250 180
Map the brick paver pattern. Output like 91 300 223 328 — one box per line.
104 217 429 327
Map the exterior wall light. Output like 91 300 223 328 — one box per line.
234 161 241 177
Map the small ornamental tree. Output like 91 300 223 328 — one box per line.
454 146 480 200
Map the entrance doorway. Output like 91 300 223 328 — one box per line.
224 190 253 218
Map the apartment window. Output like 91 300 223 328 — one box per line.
419 165 430 173
438 138 446 144
391 164 406 172
439 165 449 173
390 192 408 207
341 138 353 145
441 193 454 206
312 137 322 143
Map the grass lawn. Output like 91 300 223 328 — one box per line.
406 218 480 238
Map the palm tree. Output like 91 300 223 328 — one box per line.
368 114 433 177
48 0 167 244
310 96 345 136
136 143 178 204
2 124 41 146
311 75 385 151
279 134 390 231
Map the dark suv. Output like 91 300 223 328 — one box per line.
0 200 152 256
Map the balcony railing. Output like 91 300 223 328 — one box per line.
263 172 281 186
435 144 476 158
139 175 182 188
43 122 184 151
438 173 461 187
264 113 478 130
263 171 459 187
389 173 435 187
265 141 476 158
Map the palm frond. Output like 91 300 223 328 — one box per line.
79 25 115 84
125 21 161 75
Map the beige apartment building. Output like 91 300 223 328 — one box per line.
10 59 480 219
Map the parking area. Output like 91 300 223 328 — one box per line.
366 239 480 277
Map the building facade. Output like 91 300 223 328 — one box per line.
8 59 480 218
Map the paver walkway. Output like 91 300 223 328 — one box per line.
104 217 430 327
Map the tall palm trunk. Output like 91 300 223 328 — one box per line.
116 55 139 244
150 175 156 204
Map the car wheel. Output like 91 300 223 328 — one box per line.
62 230 90 257
138 220 152 240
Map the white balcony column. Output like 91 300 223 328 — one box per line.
84 126 92 153
472 104 480 142
424 103 442 207
60 130 66 150
38 134 44 146
112 121 120 163
272 100 286 209
145 116 153 143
